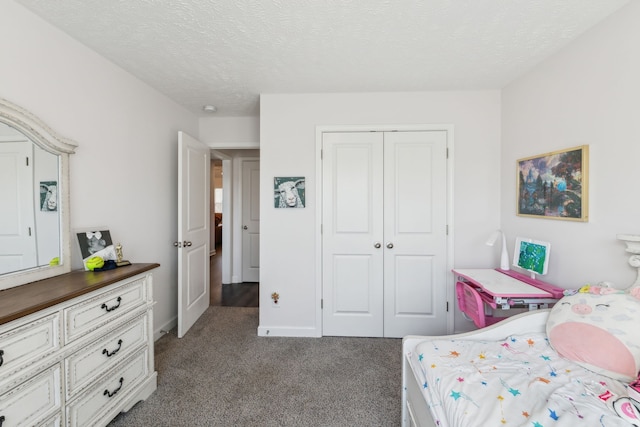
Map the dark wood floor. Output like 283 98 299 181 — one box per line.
210 244 259 307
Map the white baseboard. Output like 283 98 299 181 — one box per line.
257 325 321 337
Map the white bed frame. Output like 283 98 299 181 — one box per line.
401 309 551 427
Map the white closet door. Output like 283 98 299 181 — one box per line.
383 131 448 337
322 132 384 337
0 141 36 274
322 129 449 338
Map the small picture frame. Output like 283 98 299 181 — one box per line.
75 228 117 270
274 176 305 208
517 145 588 222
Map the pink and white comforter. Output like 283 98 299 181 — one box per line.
411 332 634 426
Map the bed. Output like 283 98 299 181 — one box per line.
402 296 640 426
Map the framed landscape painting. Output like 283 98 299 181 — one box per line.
517 145 589 222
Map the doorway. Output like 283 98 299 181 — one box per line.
210 158 223 306
209 149 260 307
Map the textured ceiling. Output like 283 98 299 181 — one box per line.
15 0 629 117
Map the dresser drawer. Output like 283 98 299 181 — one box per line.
65 314 149 398
37 414 62 427
66 349 150 427
63 277 149 343
0 314 60 381
0 364 62 427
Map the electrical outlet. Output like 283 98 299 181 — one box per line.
271 292 280 307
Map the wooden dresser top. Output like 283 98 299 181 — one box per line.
0 263 159 326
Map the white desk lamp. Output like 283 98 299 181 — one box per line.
486 230 510 271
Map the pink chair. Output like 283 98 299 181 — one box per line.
456 281 502 328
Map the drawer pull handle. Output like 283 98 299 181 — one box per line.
104 377 124 398
0 415 5 426
102 339 123 357
0 349 4 367
101 297 122 312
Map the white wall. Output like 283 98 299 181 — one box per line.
502 1 640 290
1 1 199 337
260 91 502 336
200 116 259 146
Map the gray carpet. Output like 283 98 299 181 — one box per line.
108 306 402 426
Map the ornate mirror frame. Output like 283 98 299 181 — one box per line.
0 98 77 291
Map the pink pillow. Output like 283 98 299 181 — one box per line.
546 287 640 382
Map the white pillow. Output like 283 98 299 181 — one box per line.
546 286 640 382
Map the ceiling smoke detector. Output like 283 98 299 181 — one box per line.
202 105 217 113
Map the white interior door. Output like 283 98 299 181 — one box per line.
177 131 210 338
322 130 448 338
322 132 385 337
0 141 37 274
383 131 448 337
241 160 260 282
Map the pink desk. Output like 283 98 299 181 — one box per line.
453 268 564 311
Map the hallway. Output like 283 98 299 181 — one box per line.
210 244 259 307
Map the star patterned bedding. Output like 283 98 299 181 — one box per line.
411 332 634 427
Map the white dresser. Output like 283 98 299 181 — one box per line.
0 263 158 427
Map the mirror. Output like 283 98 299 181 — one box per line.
0 98 77 291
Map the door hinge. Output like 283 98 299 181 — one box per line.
28 227 32 236
446 148 449 159
446 301 449 312
26 157 29 166
320 149 323 159
321 299 323 309
320 224 323 235
446 225 449 235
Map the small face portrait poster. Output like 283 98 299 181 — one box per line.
40 181 58 212
274 176 305 208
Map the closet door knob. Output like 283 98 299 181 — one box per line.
386 243 394 249
374 242 381 249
